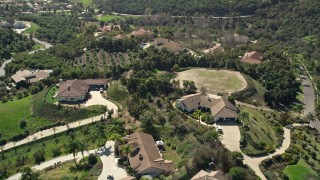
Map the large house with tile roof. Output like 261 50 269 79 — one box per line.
176 93 238 122
123 132 175 177
56 79 108 102
191 170 229 180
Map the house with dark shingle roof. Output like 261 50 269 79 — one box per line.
176 93 238 122
123 132 175 177
57 79 108 102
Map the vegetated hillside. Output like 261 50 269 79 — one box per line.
18 14 80 44
0 29 35 60
97 0 286 16
244 0 320 59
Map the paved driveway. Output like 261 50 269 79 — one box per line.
219 122 291 180
85 91 118 111
7 141 128 180
98 141 127 180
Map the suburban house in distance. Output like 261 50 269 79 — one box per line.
123 132 175 177
154 38 183 53
176 93 238 122
130 29 154 39
191 170 228 180
11 69 52 85
56 79 108 102
240 51 264 64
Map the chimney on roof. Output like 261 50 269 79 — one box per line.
139 154 143 160
67 84 70 91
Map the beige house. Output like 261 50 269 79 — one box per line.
176 93 238 122
240 51 264 64
154 38 183 53
191 170 229 180
123 132 175 177
11 69 52 84
56 79 108 102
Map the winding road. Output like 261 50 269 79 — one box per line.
110 12 251 19
0 37 52 77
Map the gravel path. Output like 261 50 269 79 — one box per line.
7 141 127 180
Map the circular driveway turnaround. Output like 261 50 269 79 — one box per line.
219 122 291 180
7 141 128 180
84 91 118 111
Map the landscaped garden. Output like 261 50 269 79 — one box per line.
45 86 58 104
23 22 40 34
0 119 124 178
175 68 247 94
239 106 283 156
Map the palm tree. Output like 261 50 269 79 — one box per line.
90 130 98 153
79 140 87 166
293 104 304 116
66 140 79 166
120 144 132 161
110 133 123 146
306 112 317 123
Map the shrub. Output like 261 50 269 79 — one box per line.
88 154 98 166
51 148 62 157
19 120 27 129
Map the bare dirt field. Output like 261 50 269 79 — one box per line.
175 68 247 94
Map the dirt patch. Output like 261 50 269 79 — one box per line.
175 68 247 94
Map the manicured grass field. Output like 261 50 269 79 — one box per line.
106 81 129 110
0 96 51 140
70 0 92 6
175 68 247 94
39 158 102 179
45 86 58 104
284 159 320 180
24 22 40 34
239 106 278 156
97 14 124 22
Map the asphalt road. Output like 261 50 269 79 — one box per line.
301 74 320 131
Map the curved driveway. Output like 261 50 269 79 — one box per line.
219 122 291 180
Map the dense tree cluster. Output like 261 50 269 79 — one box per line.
96 0 286 16
0 29 34 60
18 14 81 43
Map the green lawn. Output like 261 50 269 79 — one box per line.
45 86 58 104
39 158 102 179
70 0 92 6
106 81 129 110
284 159 320 180
97 14 124 22
0 96 51 140
239 106 279 156
23 22 40 34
